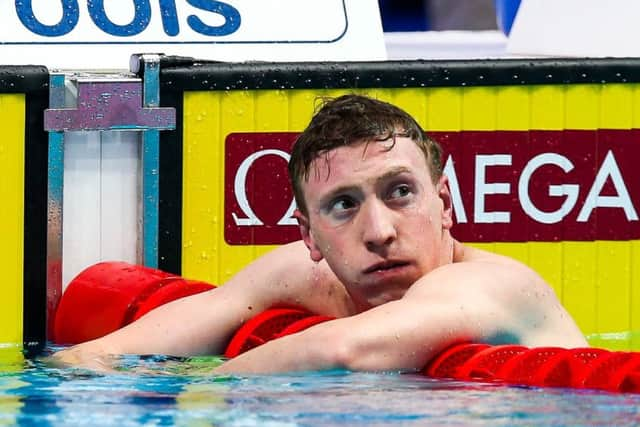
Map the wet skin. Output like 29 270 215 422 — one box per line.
295 136 454 308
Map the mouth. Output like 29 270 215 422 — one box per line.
363 260 411 275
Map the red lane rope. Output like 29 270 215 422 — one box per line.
224 308 313 358
227 308 640 393
55 262 640 394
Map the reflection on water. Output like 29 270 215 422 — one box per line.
0 347 638 426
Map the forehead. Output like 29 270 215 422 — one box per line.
304 137 431 191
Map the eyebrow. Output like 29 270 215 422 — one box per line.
376 166 413 183
317 166 414 207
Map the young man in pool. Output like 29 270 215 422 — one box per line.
54 94 587 373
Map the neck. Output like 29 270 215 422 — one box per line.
451 238 465 263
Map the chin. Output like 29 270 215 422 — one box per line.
354 276 416 305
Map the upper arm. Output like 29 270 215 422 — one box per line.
323 260 572 371
326 281 507 372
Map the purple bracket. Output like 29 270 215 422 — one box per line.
44 80 175 131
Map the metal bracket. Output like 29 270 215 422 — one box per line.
43 77 175 132
137 54 164 269
45 56 175 289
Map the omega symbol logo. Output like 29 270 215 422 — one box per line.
231 149 297 227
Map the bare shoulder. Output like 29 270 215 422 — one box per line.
411 242 545 297
406 241 587 347
455 242 528 268
224 240 355 317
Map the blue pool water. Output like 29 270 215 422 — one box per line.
1 347 640 426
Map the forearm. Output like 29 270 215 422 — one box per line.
98 288 253 356
53 241 348 368
213 298 482 375
54 285 266 369
214 323 343 374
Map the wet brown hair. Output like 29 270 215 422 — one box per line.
288 94 443 215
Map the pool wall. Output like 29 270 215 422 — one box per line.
3 58 640 355
154 58 640 350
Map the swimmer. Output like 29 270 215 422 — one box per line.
53 94 587 373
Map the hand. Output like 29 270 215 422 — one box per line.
47 345 119 373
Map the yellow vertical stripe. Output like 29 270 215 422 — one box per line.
288 90 317 130
594 85 633 344
528 85 566 301
425 87 462 132
561 85 599 335
496 86 530 131
565 84 600 129
462 87 497 130
631 85 640 348
529 85 565 130
392 89 428 128
563 241 597 335
595 242 631 346
249 90 293 262
182 91 223 283
600 84 634 129
493 86 531 265
632 84 640 128
527 243 563 300
632 242 640 349
216 90 263 283
0 94 25 346
462 87 496 254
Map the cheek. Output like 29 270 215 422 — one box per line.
311 224 343 255
401 206 441 247
407 203 436 227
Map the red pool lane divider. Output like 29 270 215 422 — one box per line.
424 343 640 393
54 269 640 394
224 308 315 358
226 309 640 393
53 262 215 344
223 308 336 358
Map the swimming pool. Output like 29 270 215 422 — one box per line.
1 347 639 426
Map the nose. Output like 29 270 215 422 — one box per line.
361 199 397 251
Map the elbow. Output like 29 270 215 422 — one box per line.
330 329 393 372
311 324 366 371
331 337 361 371
312 320 422 372
328 326 432 372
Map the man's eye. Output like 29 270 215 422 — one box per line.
330 197 356 213
389 184 412 200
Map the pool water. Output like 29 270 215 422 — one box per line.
1 347 640 426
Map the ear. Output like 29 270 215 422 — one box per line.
436 175 454 230
294 209 324 262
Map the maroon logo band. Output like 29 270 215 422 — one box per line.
225 130 640 244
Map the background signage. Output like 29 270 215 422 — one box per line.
0 0 386 68
224 130 640 245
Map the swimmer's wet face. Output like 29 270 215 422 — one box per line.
289 94 452 307
288 94 443 217
294 135 455 308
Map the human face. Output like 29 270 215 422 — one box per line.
295 136 454 307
